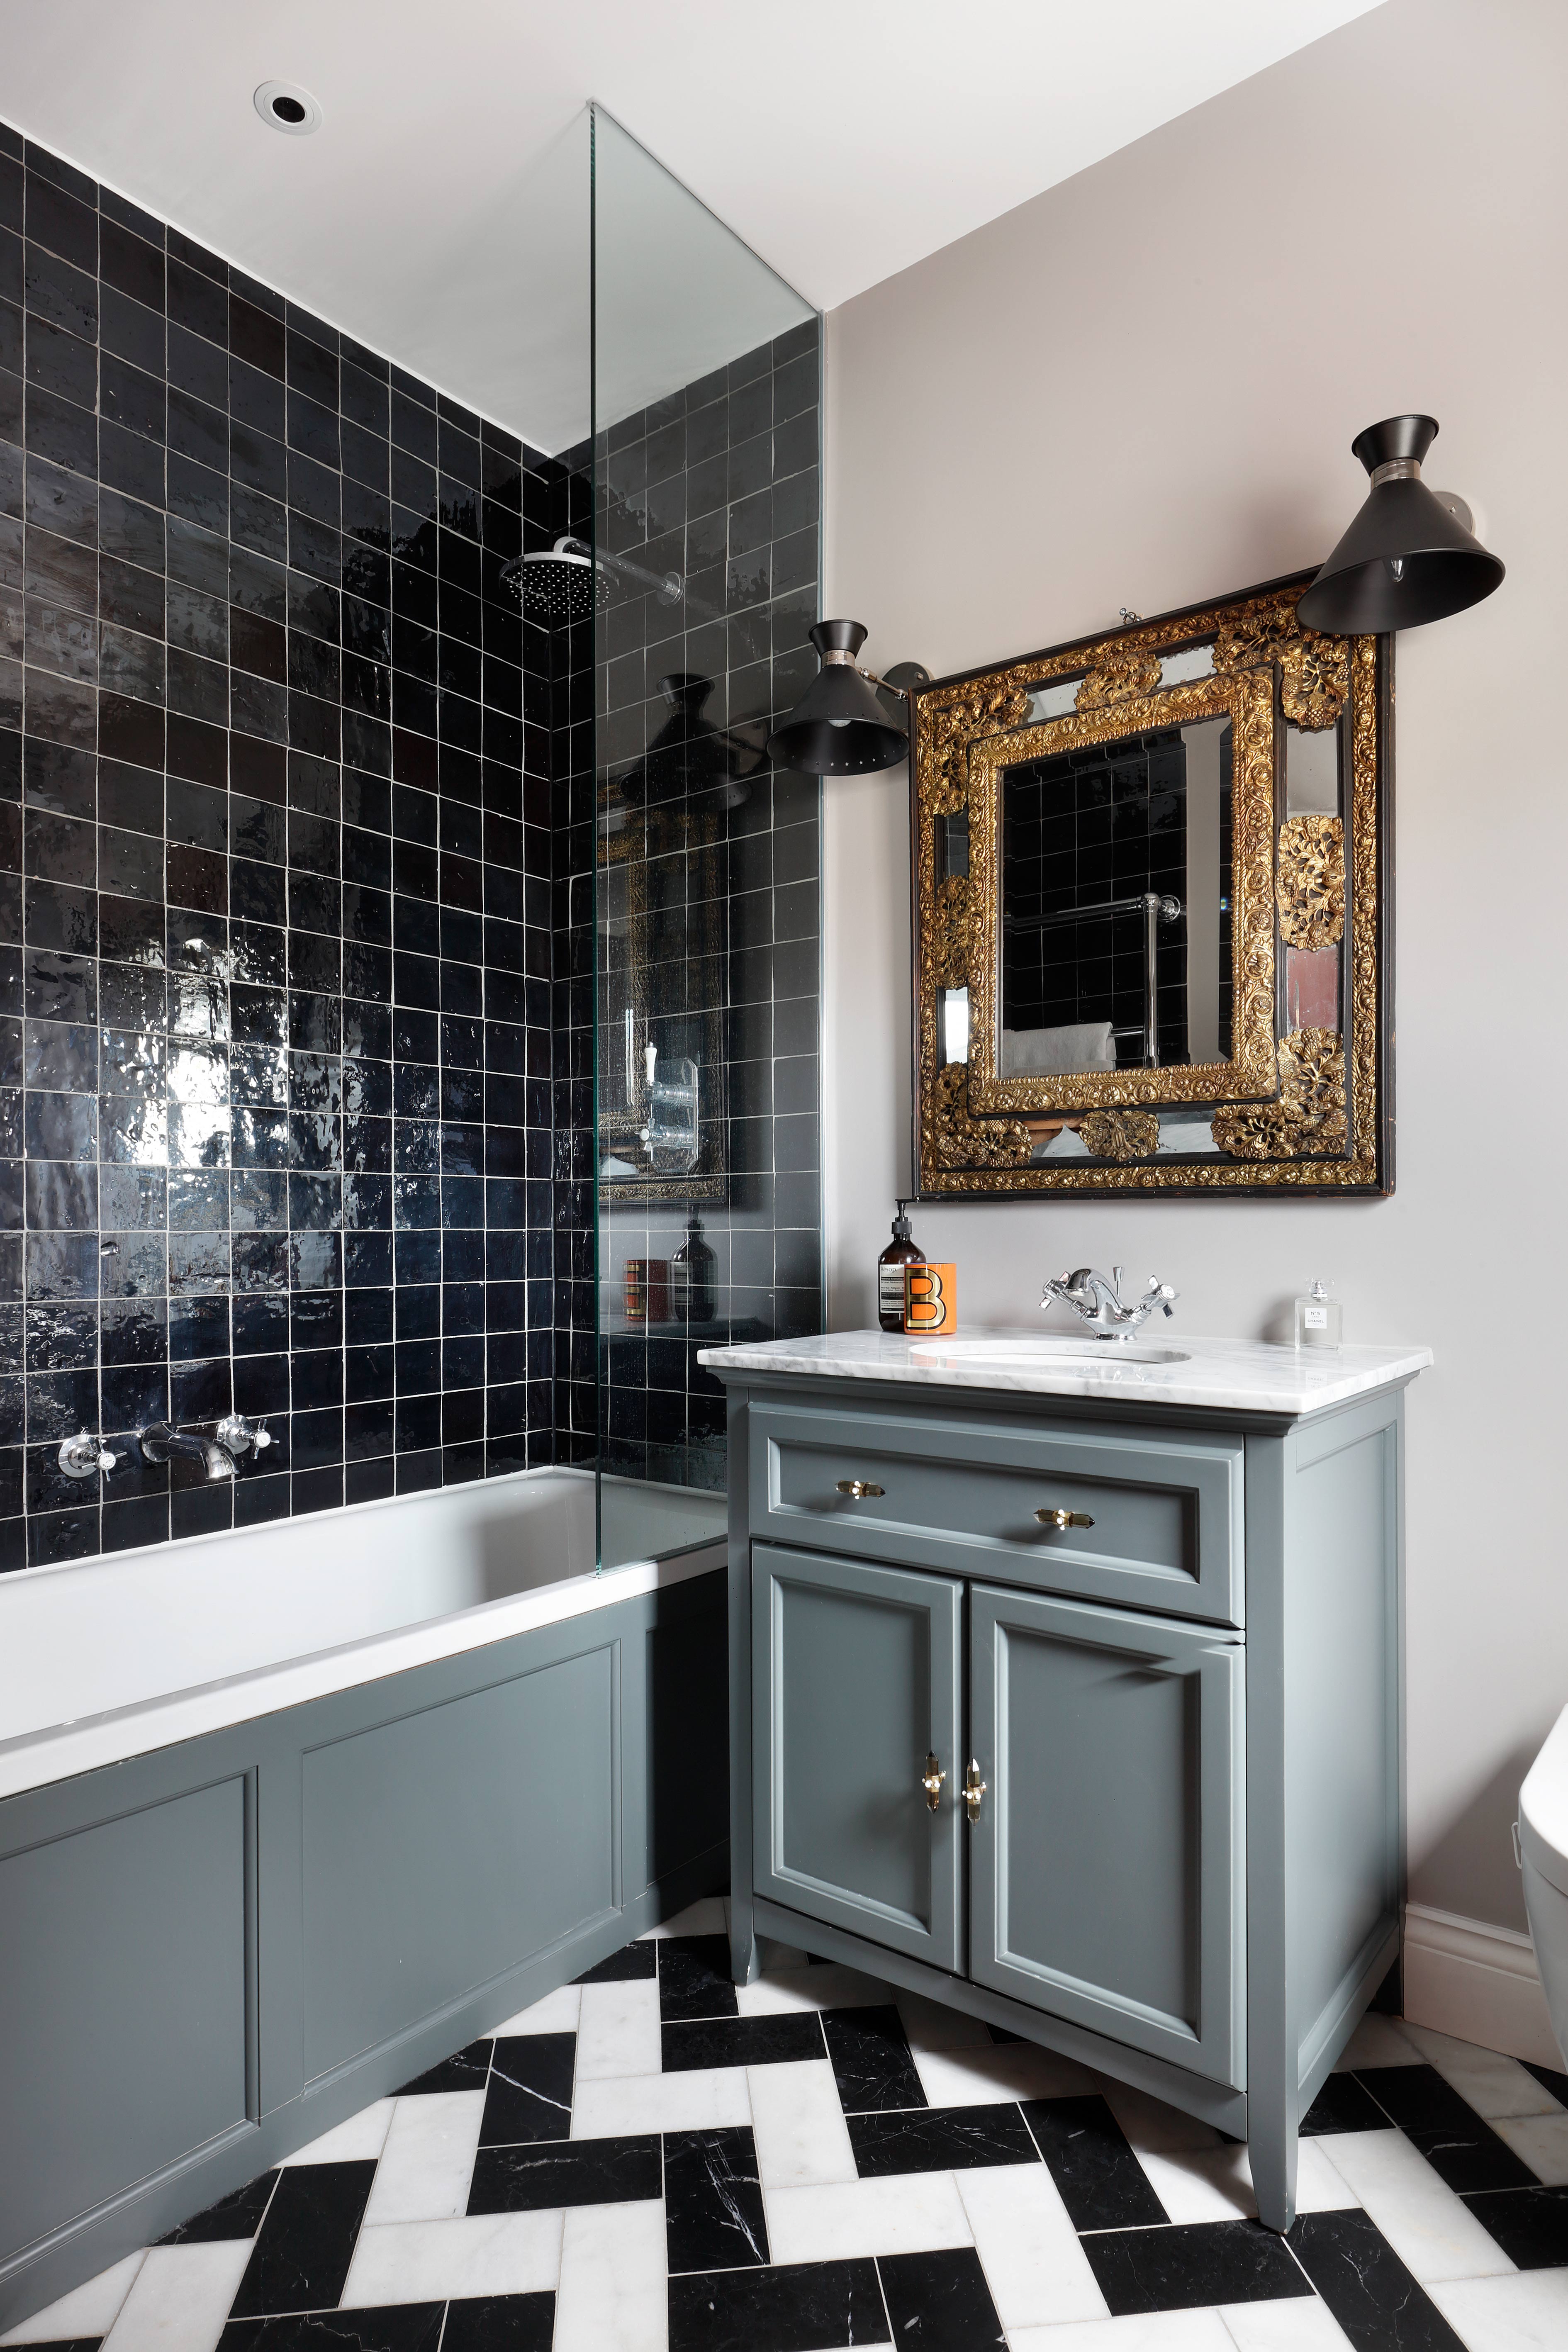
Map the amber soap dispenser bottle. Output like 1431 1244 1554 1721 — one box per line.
878 1202 925 1333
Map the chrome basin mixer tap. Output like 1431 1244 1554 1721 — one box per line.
1042 1264 1178 1341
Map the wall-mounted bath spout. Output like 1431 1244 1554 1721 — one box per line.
140 1422 238 1482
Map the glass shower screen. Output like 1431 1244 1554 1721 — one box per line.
585 110 823 1567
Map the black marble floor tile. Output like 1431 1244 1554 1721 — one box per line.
1290 2208 1469 2350
1020 2094 1169 2230
229 2161 378 2318
1083 2218 1313 2314
664 2126 770 2273
659 1934 740 2022
219 2308 445 2352
662 2013 826 2072
849 2101 1038 2174
1301 2071 1393 2135
1461 2181 1568 2267
14 2342 101 2351
439 2292 555 2352
467 2133 663 2213
820 2004 926 2113
667 2257 888 2352
1523 2058 1568 2106
158 2169 279 2243
479 2033 576 2146
878 2247 1006 2350
395 2038 492 2096
1354 2063 1536 2191
574 1940 657 1983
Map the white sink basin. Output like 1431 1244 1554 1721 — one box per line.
908 1336 1189 1368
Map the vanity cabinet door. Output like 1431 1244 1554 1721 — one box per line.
752 1542 963 1970
969 1583 1245 2087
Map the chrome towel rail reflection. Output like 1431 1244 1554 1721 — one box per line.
1003 891 1181 1067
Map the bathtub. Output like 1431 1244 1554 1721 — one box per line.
0 1468 730 2330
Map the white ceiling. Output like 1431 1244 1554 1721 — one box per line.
0 0 1383 450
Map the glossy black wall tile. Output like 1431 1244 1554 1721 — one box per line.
0 121 559 1568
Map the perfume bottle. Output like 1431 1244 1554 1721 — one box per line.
878 1202 925 1334
670 1213 716 1324
1294 1278 1342 1351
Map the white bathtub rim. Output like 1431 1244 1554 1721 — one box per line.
0 1497 725 1802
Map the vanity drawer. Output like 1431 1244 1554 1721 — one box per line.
747 1397 1244 1626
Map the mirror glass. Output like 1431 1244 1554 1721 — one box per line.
997 712 1234 1075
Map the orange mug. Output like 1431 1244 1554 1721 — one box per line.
903 1261 957 1335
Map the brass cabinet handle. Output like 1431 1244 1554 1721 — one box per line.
963 1758 987 1823
1036 1506 1094 1530
922 1752 946 1810
836 1479 885 1499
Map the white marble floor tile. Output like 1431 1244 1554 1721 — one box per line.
957 2161 1107 2328
1098 2079 1224 2155
644 1897 726 1939
0 2250 146 2343
1314 2127 1516 2283
1429 2266 1568 2350
491 1981 582 2037
748 2058 859 2189
1493 2110 1568 2182
281 2096 396 2167
100 2242 252 2352
765 2170 972 2262
1010 2310 1236 2352
1402 2024 1565 2121
363 2090 486 2224
339 2210 564 2305
1219 2298 1355 2350
895 1989 996 2053
915 2039 1096 2106
1338 2014 1422 2069
737 1961 890 2016
1136 2138 1351 2225
576 1977 662 2078
553 2199 667 2352
572 2065 751 2138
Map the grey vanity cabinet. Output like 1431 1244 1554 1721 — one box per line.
969 1583 1244 2087
719 1366 1411 2238
751 1542 962 1969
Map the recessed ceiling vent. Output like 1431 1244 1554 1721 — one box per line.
254 81 322 136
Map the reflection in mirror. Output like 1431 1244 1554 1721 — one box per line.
999 713 1233 1074
940 988 970 1065
1286 719 1339 814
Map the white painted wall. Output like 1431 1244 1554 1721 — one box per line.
823 0 1568 1938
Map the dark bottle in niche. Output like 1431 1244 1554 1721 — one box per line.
878 1202 925 1333
670 1215 716 1323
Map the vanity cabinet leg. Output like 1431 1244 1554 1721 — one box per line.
1249 2111 1298 2235
729 1890 760 1986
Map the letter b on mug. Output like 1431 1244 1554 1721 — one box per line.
903 1261 957 1335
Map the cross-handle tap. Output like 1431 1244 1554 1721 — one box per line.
1041 1264 1178 1340
57 1429 120 1480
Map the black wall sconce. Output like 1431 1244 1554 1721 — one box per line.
767 620 930 775
1297 414 1504 635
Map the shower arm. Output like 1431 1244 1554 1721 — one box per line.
556 534 682 606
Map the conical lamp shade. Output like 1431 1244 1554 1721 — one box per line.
1297 415 1504 635
767 619 909 775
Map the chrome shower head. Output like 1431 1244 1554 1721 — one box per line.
499 534 684 629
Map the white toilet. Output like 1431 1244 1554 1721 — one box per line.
1519 1704 1568 2065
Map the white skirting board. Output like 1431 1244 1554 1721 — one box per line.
1402 1901 1566 2069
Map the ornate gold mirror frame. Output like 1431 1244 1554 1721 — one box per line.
911 572 1391 1196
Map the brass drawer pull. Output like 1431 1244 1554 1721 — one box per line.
836 1479 885 1499
922 1752 946 1810
1037 1506 1094 1530
963 1758 987 1822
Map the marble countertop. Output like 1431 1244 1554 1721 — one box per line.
697 1328 1433 1417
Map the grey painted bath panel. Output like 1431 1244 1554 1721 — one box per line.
0 1563 726 2333
0 1771 250 2259
302 1643 620 2082
969 1583 1245 2087
752 1541 962 1970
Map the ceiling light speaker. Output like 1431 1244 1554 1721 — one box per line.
254 82 322 136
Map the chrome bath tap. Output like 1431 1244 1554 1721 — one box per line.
139 1416 272 1483
1042 1264 1178 1341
